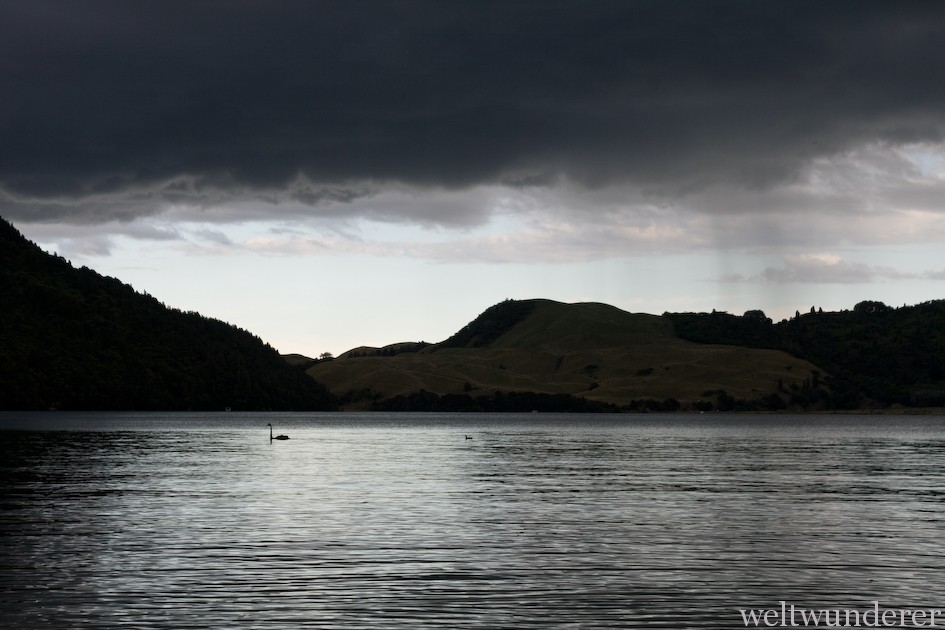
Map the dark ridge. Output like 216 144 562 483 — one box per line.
436 298 538 349
0 216 336 411
667 301 945 408
344 341 432 358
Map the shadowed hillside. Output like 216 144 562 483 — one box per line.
668 302 945 408
0 217 336 411
308 299 823 411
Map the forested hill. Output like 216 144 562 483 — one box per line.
667 302 945 408
0 217 335 410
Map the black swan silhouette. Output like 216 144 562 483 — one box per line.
268 423 289 441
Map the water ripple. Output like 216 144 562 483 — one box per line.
2 412 945 627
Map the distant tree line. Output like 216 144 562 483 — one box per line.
666 300 945 408
368 388 831 414
372 389 620 412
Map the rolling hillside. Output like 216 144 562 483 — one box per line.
9 212 938 413
308 299 824 410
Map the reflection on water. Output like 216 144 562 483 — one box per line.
1 412 944 628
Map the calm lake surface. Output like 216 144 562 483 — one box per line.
2 412 944 628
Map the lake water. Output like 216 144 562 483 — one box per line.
2 412 944 628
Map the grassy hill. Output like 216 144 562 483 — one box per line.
0 217 336 411
309 299 823 411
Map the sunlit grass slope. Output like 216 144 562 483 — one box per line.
308 299 821 409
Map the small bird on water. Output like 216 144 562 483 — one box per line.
465 435 473 440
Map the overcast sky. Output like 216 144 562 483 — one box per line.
5 1 945 356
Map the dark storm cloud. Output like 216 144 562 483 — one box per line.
3 0 945 222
